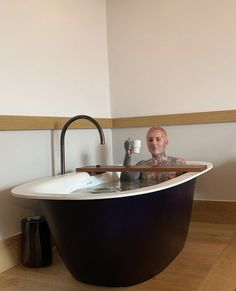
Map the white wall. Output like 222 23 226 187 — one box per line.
107 0 236 203
0 128 113 239
107 0 236 117
0 0 112 240
0 0 110 117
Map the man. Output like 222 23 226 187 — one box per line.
120 126 186 182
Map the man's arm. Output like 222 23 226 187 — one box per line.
120 139 140 181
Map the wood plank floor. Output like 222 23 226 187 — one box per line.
0 222 235 291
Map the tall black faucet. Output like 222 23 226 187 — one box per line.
60 115 105 174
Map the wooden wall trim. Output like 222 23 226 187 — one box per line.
0 115 112 131
112 109 236 128
0 110 236 130
0 234 21 274
191 200 236 224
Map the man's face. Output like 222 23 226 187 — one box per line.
146 129 168 155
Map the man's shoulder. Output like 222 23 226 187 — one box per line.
167 156 186 165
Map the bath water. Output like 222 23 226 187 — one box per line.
71 179 160 195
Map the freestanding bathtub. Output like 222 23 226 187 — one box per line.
11 161 212 287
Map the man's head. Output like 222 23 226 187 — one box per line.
146 126 168 156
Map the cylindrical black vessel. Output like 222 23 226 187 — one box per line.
21 216 52 267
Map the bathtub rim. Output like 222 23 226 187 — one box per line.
11 161 212 200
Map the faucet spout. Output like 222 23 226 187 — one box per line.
60 115 105 175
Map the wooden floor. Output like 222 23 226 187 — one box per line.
0 222 236 291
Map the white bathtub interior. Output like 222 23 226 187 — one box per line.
11 161 213 200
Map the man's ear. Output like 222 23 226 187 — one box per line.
165 139 168 146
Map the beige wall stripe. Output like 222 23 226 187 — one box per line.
0 115 112 131
0 110 236 130
112 109 236 128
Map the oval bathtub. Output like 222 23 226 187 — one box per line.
11 161 212 287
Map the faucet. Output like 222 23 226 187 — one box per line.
60 115 105 174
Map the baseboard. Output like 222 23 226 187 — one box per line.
192 200 236 224
0 234 21 274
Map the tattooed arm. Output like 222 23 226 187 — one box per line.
120 139 140 181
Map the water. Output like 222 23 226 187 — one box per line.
71 179 160 195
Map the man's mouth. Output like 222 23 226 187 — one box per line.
152 147 159 152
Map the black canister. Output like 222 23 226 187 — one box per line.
21 216 52 267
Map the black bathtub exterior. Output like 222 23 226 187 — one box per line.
40 178 196 287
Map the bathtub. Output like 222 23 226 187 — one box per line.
11 161 212 287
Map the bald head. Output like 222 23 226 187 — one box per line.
146 126 168 156
146 126 168 140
